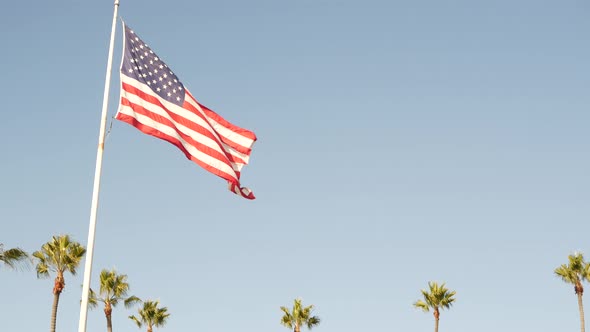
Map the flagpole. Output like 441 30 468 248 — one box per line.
78 1 120 332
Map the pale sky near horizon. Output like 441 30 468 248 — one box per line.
1 1 589 332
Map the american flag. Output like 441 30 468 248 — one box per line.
116 23 257 199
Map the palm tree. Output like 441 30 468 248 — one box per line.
89 269 141 332
0 243 29 269
413 281 456 332
129 300 170 332
555 252 590 332
280 298 321 332
33 235 86 332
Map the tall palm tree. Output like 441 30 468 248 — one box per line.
89 269 141 332
0 243 29 269
129 300 170 332
555 252 590 332
33 235 86 332
280 298 321 332
414 281 456 332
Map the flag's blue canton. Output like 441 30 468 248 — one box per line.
121 25 185 106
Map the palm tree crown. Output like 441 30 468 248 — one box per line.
280 298 321 332
33 235 86 285
89 269 140 332
129 300 170 332
555 252 590 295
414 282 456 313
414 282 456 332
0 243 29 269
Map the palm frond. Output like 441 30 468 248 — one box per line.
88 288 99 309
306 316 321 329
414 300 430 312
129 315 142 328
280 306 293 328
32 251 50 278
124 295 142 308
583 263 590 281
0 245 29 269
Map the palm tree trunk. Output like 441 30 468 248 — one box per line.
578 292 586 332
50 292 60 332
433 308 440 332
105 302 113 332
50 274 65 332
106 314 113 332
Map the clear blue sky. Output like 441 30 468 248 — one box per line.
1 1 589 332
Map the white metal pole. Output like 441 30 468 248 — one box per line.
78 1 120 332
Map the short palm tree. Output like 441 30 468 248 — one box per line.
0 243 29 269
280 298 321 332
89 269 141 332
129 300 170 332
33 235 86 332
414 282 456 332
555 252 590 332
